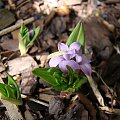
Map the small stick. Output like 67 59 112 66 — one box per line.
87 76 105 106
77 92 97 120
0 17 35 37
104 0 120 4
21 94 49 107
100 106 120 115
0 11 56 37
16 0 31 9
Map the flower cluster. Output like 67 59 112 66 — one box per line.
49 42 92 76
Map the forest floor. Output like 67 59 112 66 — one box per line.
0 0 120 120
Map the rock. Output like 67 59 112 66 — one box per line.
49 96 88 120
50 16 68 36
49 96 65 116
24 110 34 120
102 54 120 85
102 54 120 100
84 16 113 60
1 39 19 51
8 55 38 94
11 29 20 40
0 9 16 30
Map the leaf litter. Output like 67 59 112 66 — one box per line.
0 0 120 119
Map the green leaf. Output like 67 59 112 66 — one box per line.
73 77 87 91
19 24 40 55
48 67 62 75
66 22 85 53
27 27 40 47
66 66 74 85
1 96 23 105
5 85 16 99
54 84 68 91
0 74 22 105
7 73 21 99
32 68 59 86
20 24 28 37
0 83 7 97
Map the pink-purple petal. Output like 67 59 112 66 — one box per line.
80 63 92 76
59 60 80 73
63 53 75 60
76 55 82 63
82 55 91 64
69 42 81 51
49 56 64 67
58 43 68 51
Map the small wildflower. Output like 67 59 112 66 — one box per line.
49 42 92 76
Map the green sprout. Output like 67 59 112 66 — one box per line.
66 21 85 53
0 73 22 105
33 67 87 93
19 24 40 55
32 22 89 93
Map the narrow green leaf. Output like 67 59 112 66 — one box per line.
73 77 87 91
5 85 16 99
66 22 85 53
66 66 74 85
76 23 85 52
23 33 30 47
1 95 23 105
32 68 59 86
54 73 63 85
7 73 21 99
66 21 81 46
0 83 7 97
48 67 62 75
27 27 40 47
54 84 68 91
20 24 28 36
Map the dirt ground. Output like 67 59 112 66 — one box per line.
0 0 120 120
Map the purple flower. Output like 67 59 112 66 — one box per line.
49 42 92 76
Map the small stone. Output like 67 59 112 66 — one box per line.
11 29 20 40
8 55 38 94
0 9 16 30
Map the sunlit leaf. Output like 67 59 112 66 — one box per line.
73 77 87 91
0 74 23 105
66 66 74 85
66 22 85 53
0 83 7 97
7 73 21 99
54 84 68 91
5 85 16 99
19 24 40 55
27 27 40 47
32 68 59 86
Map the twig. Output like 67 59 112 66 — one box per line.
16 0 31 9
0 17 35 37
43 10 55 26
104 0 120 4
77 91 97 120
0 77 24 120
93 70 113 94
0 10 55 37
21 94 49 107
100 106 120 115
87 76 105 106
